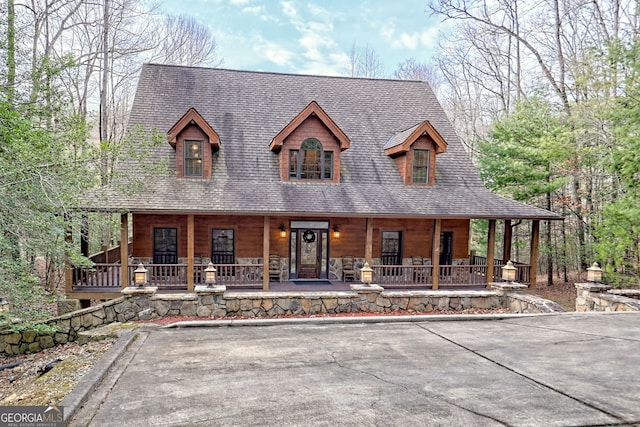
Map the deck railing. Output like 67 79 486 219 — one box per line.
72 263 264 291
72 261 531 291
373 263 530 287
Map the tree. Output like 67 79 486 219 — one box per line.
149 14 222 67
593 40 640 283
393 57 442 94
345 42 384 78
477 97 571 284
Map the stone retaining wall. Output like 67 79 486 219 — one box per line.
1 284 564 355
576 283 640 312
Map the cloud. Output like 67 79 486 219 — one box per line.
255 39 295 66
281 1 297 19
230 0 251 4
390 28 440 50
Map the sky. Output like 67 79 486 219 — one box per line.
158 0 447 77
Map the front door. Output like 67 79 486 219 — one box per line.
289 221 329 280
298 229 321 279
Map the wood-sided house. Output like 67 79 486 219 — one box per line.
69 64 560 300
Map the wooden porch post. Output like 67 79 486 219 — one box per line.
187 214 194 291
120 213 129 289
503 219 512 264
81 215 89 257
263 216 270 291
529 220 540 289
65 215 73 295
432 219 441 289
365 218 373 264
487 220 496 283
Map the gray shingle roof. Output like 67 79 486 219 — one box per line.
95 64 560 220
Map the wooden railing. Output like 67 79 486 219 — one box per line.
72 263 264 291
373 263 531 287
88 243 132 264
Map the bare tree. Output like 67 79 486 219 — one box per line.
393 57 442 93
346 42 384 78
429 0 640 280
149 14 222 67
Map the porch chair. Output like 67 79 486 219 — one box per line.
342 256 357 282
268 254 282 282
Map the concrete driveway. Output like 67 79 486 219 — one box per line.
68 312 640 426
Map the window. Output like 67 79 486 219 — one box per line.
153 228 178 264
412 149 430 184
211 229 235 264
381 231 402 276
184 140 203 177
289 139 333 180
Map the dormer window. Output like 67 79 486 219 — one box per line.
289 139 333 180
184 140 203 177
271 101 350 183
412 149 430 184
167 108 220 179
385 120 447 186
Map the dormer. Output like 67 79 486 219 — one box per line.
167 108 220 179
270 101 350 183
384 120 447 186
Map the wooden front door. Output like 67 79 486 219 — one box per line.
297 229 321 279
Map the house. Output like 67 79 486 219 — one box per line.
69 64 561 300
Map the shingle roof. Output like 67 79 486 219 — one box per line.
94 64 560 221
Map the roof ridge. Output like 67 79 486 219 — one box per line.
142 63 428 84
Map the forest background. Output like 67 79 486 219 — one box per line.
0 0 638 324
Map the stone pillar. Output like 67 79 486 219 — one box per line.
575 282 611 312
351 284 384 312
195 285 227 317
487 282 528 295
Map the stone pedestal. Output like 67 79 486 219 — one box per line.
487 282 528 294
351 284 384 312
121 286 158 296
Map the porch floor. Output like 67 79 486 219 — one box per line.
70 280 488 297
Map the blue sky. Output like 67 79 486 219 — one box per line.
158 0 446 77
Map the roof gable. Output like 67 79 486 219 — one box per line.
167 107 220 149
384 120 448 156
270 101 350 152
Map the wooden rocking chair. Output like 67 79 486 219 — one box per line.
342 256 357 282
268 254 282 282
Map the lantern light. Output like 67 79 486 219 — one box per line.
134 263 148 287
204 262 217 286
360 262 373 286
586 262 602 283
501 260 517 283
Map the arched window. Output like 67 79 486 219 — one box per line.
289 138 333 180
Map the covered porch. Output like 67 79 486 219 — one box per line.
66 214 537 301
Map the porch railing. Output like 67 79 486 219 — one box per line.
72 263 264 291
373 263 530 287
72 261 531 291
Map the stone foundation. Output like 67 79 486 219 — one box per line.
576 283 640 312
1 284 565 355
